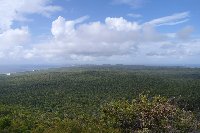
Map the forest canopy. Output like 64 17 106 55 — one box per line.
0 66 200 132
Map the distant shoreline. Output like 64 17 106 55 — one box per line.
0 65 61 74
0 64 200 75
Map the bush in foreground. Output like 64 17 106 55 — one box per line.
1 94 200 133
101 94 200 133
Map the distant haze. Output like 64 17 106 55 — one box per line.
0 65 60 74
0 64 200 74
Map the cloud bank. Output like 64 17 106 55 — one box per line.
21 11 199 64
0 0 61 62
0 0 199 65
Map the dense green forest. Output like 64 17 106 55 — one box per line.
1 65 200 132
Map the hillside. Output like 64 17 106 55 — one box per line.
0 66 200 132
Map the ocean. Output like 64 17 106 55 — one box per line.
0 65 60 74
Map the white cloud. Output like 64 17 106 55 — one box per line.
28 16 141 59
105 17 140 31
176 26 194 40
0 27 29 48
144 12 189 26
1 9 199 64
51 15 89 39
25 12 200 64
24 15 178 61
0 27 29 58
144 39 200 58
0 0 62 31
0 0 61 61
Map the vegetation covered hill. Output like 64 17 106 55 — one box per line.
0 65 200 132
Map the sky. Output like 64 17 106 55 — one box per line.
0 0 200 65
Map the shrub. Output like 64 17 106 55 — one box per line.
0 116 11 130
101 94 200 133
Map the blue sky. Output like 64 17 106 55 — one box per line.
0 0 200 65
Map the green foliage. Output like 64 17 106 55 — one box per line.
101 94 200 132
0 104 119 133
0 116 11 130
0 66 200 132
1 67 200 114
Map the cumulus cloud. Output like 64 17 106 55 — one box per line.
28 16 141 59
0 0 62 31
0 27 29 48
1 7 199 64
0 0 61 60
25 12 194 62
0 27 29 58
105 17 140 31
